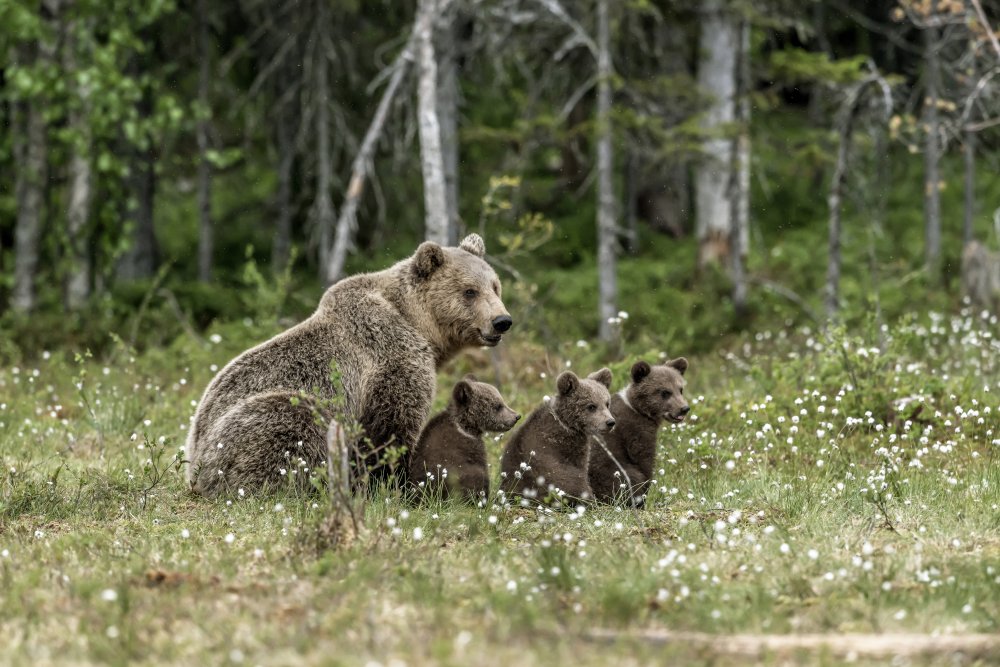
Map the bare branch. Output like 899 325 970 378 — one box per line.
970 0 1000 60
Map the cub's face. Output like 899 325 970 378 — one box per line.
627 358 689 424
452 376 521 433
412 234 512 351
554 368 616 434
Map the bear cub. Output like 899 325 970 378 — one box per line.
410 376 520 503
500 368 615 505
589 358 689 506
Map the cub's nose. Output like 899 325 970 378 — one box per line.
606 419 616 430
492 315 513 333
679 406 690 415
515 414 522 422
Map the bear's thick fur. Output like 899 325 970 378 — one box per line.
409 376 520 503
499 368 614 505
185 234 511 497
589 358 689 506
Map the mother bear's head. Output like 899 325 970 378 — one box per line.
410 233 511 356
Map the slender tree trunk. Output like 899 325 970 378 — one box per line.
196 0 214 282
325 33 417 284
923 22 942 276
12 39 50 313
13 97 48 313
624 150 639 256
272 90 296 273
730 19 750 316
313 0 335 277
437 7 461 245
695 0 738 269
596 0 618 343
416 0 450 245
118 90 159 281
963 129 975 248
64 19 93 310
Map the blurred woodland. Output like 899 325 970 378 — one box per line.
1 0 1000 356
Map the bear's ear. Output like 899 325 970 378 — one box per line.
556 371 579 396
413 242 446 279
668 357 689 376
463 373 478 383
459 233 485 258
588 367 613 388
453 380 471 406
631 360 652 384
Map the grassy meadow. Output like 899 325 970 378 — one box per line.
1 306 998 666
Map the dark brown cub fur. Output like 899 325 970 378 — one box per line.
589 358 689 506
410 376 520 503
499 368 614 506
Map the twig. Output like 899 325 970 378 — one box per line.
970 0 1000 59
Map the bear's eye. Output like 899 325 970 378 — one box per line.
661 390 672 399
679 387 684 395
494 403 503 411
606 401 611 409
587 404 597 412
464 288 478 298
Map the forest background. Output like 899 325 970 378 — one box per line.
2 0 999 356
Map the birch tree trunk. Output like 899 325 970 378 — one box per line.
437 11 461 245
325 34 417 284
416 0 450 245
695 0 739 269
729 19 750 316
313 0 335 277
923 22 942 276
196 0 214 283
595 0 618 343
12 40 50 313
64 18 93 310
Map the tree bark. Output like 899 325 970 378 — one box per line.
64 18 94 310
12 41 50 313
826 100 856 320
695 0 738 269
730 19 750 317
437 8 461 245
416 0 450 245
596 0 618 343
325 33 417 284
313 0 335 278
923 22 942 276
117 86 159 281
196 0 214 283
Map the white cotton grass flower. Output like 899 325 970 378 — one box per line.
101 589 118 602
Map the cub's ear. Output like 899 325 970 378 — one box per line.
413 242 446 279
556 371 579 396
459 233 486 258
588 367 613 388
453 380 472 406
462 373 478 383
630 360 652 384
668 357 689 376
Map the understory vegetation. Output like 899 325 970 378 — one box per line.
1 306 997 665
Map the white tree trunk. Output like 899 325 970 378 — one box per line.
596 0 618 343
730 19 751 315
695 0 738 269
64 19 93 310
416 0 450 245
437 8 461 245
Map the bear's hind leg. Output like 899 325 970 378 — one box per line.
190 391 330 498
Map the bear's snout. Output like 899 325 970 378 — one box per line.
679 406 690 416
492 315 513 333
605 418 616 430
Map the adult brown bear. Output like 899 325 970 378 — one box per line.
185 234 511 497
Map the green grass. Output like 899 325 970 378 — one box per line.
1 309 999 666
